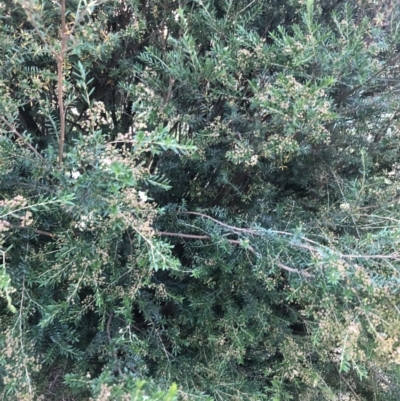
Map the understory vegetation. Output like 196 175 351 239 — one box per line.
1 0 400 399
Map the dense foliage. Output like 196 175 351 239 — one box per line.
1 0 400 399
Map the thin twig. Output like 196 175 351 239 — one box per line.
178 211 263 235
287 241 400 261
57 0 68 164
156 231 253 250
178 212 321 247
155 231 211 240
106 312 122 376
14 225 56 238
238 0 258 14
18 276 33 395
357 198 400 210
341 253 400 260
162 78 175 111
357 213 400 224
339 372 362 401
277 262 313 278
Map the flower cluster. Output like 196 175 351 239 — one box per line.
226 143 258 168
80 101 112 132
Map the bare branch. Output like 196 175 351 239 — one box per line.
155 231 313 277
154 231 211 240
0 116 44 159
277 262 314 278
341 253 400 261
178 211 263 235
17 225 56 238
338 372 362 401
57 0 68 164
106 312 122 376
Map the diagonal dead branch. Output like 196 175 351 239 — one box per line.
155 231 313 277
0 116 44 159
178 211 263 235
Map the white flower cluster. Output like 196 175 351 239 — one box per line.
80 101 112 131
226 143 258 168
387 163 400 178
74 212 94 231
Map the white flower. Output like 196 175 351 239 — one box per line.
101 158 112 166
71 170 81 179
138 191 148 202
162 26 168 39
340 203 351 211
74 221 86 230
70 107 80 116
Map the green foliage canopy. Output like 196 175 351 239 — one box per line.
1 0 400 400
